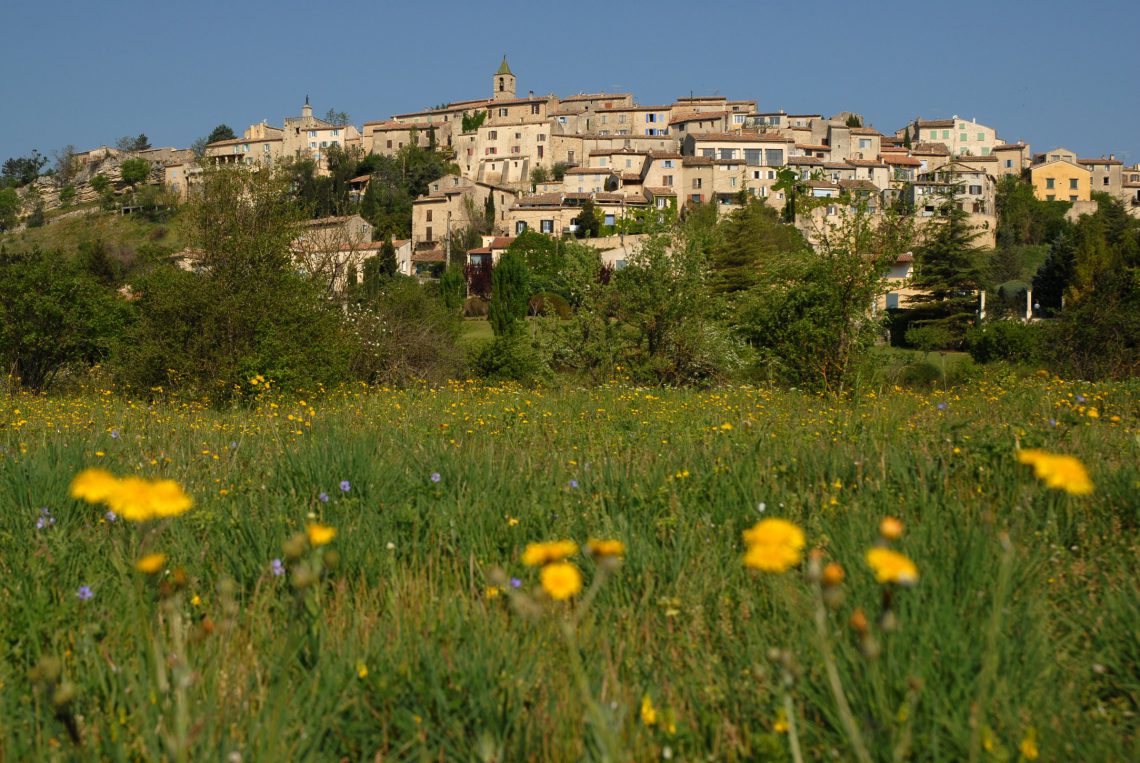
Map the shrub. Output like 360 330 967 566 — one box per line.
966 321 1045 365
528 292 571 319
462 297 489 318
475 327 549 384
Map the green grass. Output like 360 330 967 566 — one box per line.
460 318 495 350
0 372 1136 760
0 207 187 259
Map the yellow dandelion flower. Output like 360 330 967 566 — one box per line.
107 476 160 522
485 585 501 600
356 661 368 679
507 516 519 527
69 469 120 504
773 707 789 733
586 538 626 559
147 479 193 518
865 548 919 585
135 553 167 574
522 540 578 566
190 595 201 607
1086 407 1099 419
742 518 805 573
640 694 658 726
1016 449 1094 495
306 523 337 547
1019 728 1038 760
539 561 582 600
822 562 845 586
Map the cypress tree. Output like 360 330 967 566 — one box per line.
488 249 530 336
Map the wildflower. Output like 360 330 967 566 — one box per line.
849 608 869 634
135 553 167 574
356 661 369 679
865 548 919 585
568 479 579 489
879 516 904 540
485 585 501 599
540 561 582 600
509 577 522 588
271 558 285 576
1075 394 1086 404
110 429 119 439
1016 449 1094 495
822 562 845 586
36 508 55 530
1086 407 1099 419
147 480 193 518
76 586 94 601
430 472 441 483
742 518 805 573
69 468 119 503
306 523 337 547
1019 728 1039 760
105 511 117 522
773 707 789 733
507 516 519 527
720 422 733 430
190 594 201 607
586 538 626 559
339 480 351 492
318 491 329 503
522 540 578 566
936 402 948 411
640 694 658 726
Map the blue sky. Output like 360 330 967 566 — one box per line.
2 0 1137 165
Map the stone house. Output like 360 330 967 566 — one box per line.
282 98 360 172
1029 158 1091 202
1077 156 1124 198
912 116 999 157
992 143 1031 177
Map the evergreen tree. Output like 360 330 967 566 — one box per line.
906 176 984 346
363 256 383 301
902 128 912 149
488 249 530 336
484 193 495 232
379 239 398 276
708 200 809 294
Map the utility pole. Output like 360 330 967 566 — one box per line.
446 210 452 267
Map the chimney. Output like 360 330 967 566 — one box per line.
1110 153 1115 161
529 90 535 99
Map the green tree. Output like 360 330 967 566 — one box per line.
845 114 862 128
708 200 809 295
58 185 76 206
0 188 18 231
439 267 466 310
530 165 548 190
379 239 398 276
488 249 531 336
206 124 237 144
120 157 151 185
994 175 1070 248
0 248 128 390
90 174 110 194
2 151 47 187
362 256 383 301
484 193 495 231
461 111 487 132
551 162 571 182
906 176 984 347
573 199 600 238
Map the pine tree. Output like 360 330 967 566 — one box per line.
488 250 530 336
907 175 984 346
379 239 397 276
484 194 495 233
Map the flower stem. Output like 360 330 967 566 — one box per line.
812 580 873 763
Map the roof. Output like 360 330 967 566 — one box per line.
560 92 632 103
838 179 880 192
301 215 363 227
669 111 729 125
206 136 282 148
564 166 615 175
488 236 515 248
688 131 793 143
849 127 883 136
597 105 671 113
411 250 446 263
912 142 950 155
682 156 713 166
496 56 513 76
787 156 824 165
805 179 840 189
645 186 677 196
896 252 915 263
993 143 1028 151
364 120 433 130
1029 158 1091 173
512 192 564 208
796 143 831 151
1078 157 1123 165
848 159 887 168
881 155 922 166
916 118 955 128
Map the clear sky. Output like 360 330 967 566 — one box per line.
2 0 1137 165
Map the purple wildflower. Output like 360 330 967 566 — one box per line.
318 491 329 503
936 402 948 411
509 577 522 589
568 479 579 489
76 585 94 601
339 480 351 493
1049 418 1057 427
430 472 441 483
36 508 55 530
105 510 117 522
1075 394 1086 404
271 559 285 576
110 429 120 439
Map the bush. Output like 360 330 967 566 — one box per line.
966 321 1045 365
475 327 549 384
120 157 151 186
528 292 571 319
462 297 488 318
347 277 466 385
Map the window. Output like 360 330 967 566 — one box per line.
558 116 567 125
498 108 508 117
1046 178 1055 189
959 123 967 129
488 131 497 139
618 114 626 123
942 130 950 139
1103 177 1110 186
426 226 433 240
308 130 317 138
647 113 657 123
662 159 673 169
426 210 433 222
977 132 985 141
1069 195 1078 201
730 177 737 188
692 178 703 189
332 129 340 137
516 221 527 234
662 175 674 185
859 139 871 149
537 134 546 141
690 194 702 203
1070 178 1078 190
1005 159 1013 168
982 148 991 156
541 219 554 233
604 214 615 226
514 132 521 139
537 145 544 158
625 159 632 168
702 149 715 158
310 142 317 149
764 148 784 166
960 134 967 143
485 147 497 155
1046 194 1055 201
530 104 540 115
968 185 982 195
387 140 393 148
929 130 938 140
744 148 762 166
719 148 736 160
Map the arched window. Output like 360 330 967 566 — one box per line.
499 78 505 92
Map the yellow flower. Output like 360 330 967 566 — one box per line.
640 694 658 726
522 540 578 566
306 523 337 546
1019 727 1039 760
586 538 625 559
822 562 845 586
135 553 167 574
1016 449 1094 495
190 594 201 607
865 548 919 585
1086 407 1099 419
147 479 193 518
879 516 904 540
485 585 501 600
506 516 519 527
720 422 733 430
742 519 805 573
356 661 368 679
540 561 582 600
69 469 119 503
773 707 789 733
107 476 160 521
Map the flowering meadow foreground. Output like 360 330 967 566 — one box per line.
1 373 1137 761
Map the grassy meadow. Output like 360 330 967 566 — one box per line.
0 372 1137 761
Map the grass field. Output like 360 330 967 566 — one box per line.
0 372 1136 760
